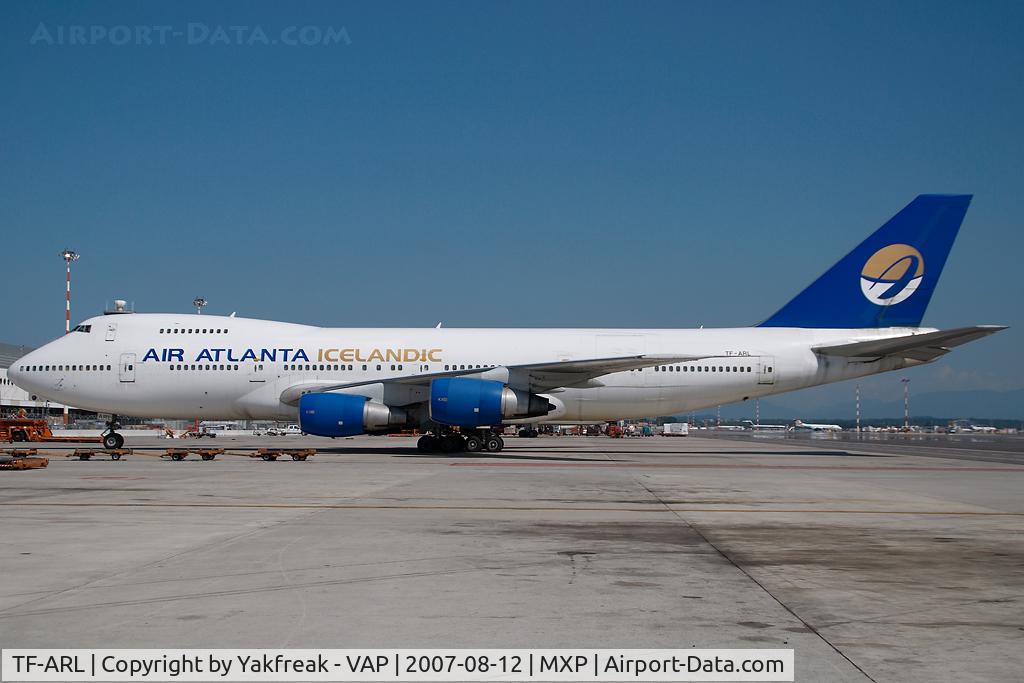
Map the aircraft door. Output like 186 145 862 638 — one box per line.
758 357 775 385
119 353 136 383
105 322 117 341
249 362 266 383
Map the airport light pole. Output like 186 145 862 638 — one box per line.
856 384 861 434
901 378 910 431
60 249 79 426
193 297 207 315
60 250 79 335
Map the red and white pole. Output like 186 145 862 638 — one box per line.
65 260 71 335
60 250 79 425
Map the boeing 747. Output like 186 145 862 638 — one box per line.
9 195 1006 453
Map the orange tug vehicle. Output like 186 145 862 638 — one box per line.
1 418 103 445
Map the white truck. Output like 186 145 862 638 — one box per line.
662 422 689 437
264 424 304 436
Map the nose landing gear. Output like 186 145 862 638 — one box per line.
101 416 125 450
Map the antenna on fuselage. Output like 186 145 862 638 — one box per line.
435 322 443 328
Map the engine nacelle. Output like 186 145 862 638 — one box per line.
429 377 552 427
299 393 407 437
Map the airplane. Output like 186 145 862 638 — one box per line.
791 420 843 432
8 195 1007 453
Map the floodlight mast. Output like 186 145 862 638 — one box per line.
901 378 911 431
59 249 79 425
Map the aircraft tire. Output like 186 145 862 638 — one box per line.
103 433 124 450
417 435 437 453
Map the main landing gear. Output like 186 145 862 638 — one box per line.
101 416 125 450
417 429 504 454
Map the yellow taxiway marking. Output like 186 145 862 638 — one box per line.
0 502 1021 515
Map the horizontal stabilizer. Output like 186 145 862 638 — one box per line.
812 325 1007 362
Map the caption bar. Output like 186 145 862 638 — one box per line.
2 649 793 682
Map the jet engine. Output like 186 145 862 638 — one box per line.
430 377 553 427
299 393 407 437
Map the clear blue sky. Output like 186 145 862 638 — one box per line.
2 1 1021 409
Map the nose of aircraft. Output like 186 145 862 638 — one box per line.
8 350 40 393
7 357 25 386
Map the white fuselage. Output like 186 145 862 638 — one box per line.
9 313 924 423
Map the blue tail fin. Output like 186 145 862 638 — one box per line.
759 194 971 328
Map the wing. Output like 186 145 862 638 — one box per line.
506 355 701 392
279 354 702 405
812 325 1007 362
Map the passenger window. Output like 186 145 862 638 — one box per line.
390 364 395 371
376 364 381 371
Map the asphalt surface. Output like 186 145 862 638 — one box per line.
2 433 1022 682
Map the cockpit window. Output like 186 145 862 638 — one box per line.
72 324 92 333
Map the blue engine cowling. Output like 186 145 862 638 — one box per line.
299 393 406 437
430 377 552 427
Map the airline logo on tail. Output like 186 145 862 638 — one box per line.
860 244 924 306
